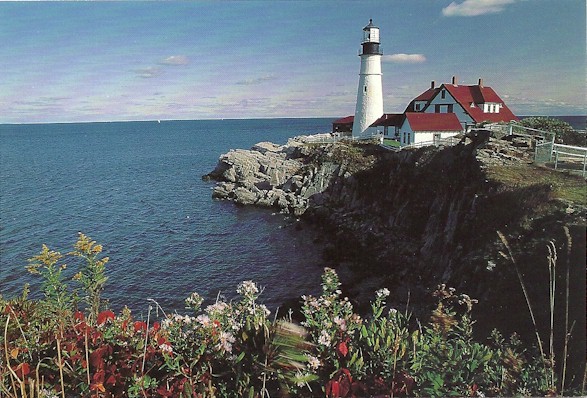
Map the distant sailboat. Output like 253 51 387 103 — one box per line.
157 119 161 123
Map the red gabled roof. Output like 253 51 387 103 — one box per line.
333 115 354 124
413 87 439 102
404 112 463 131
443 84 518 123
405 87 440 112
370 113 404 127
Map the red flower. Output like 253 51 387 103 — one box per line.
97 310 115 326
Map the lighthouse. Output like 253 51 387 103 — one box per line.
352 19 384 137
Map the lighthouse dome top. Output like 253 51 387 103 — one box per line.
363 19 378 30
362 19 380 44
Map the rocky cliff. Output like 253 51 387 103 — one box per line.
204 134 585 366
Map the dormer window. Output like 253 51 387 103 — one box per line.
483 103 500 113
441 90 446 99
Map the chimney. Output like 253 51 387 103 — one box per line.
478 78 483 87
451 75 458 85
430 80 435 89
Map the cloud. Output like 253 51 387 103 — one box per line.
235 75 277 85
160 55 189 65
442 0 516 17
135 67 163 78
383 54 427 63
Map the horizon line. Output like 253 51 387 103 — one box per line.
0 114 584 127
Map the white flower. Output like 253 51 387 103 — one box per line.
258 304 271 317
206 301 229 315
237 280 259 296
159 343 173 354
217 331 236 353
376 288 390 299
333 316 347 331
318 330 331 346
185 292 204 309
306 354 321 370
39 390 59 398
196 314 211 326
161 318 173 329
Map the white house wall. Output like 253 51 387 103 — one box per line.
399 119 460 146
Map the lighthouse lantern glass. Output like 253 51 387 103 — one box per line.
363 27 379 43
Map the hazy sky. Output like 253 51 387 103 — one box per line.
1 0 585 123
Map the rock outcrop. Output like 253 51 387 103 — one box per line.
204 135 377 216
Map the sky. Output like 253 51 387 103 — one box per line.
0 0 585 124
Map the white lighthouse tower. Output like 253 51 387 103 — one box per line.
352 19 384 138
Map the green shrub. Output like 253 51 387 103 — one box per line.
520 117 585 146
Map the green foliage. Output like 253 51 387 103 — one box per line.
520 117 585 146
0 237 577 397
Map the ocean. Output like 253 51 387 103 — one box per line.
0 118 333 316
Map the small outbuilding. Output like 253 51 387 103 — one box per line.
399 112 463 146
332 115 354 135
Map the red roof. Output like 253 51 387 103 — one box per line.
333 115 354 124
370 113 404 126
413 87 439 102
443 84 518 123
404 112 463 131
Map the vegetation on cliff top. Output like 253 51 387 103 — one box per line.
2 234 583 397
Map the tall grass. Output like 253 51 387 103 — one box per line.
497 228 578 395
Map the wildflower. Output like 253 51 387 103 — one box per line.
205 301 229 315
237 280 259 296
39 389 59 398
376 288 390 299
259 304 270 316
159 343 173 355
217 331 236 353
185 292 204 310
196 314 211 326
333 316 347 332
318 330 331 346
306 354 321 370
161 318 173 329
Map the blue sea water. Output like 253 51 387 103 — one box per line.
0 118 333 315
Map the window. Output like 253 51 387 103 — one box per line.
415 103 421 111
441 90 446 99
435 104 441 113
364 86 367 93
448 104 453 113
